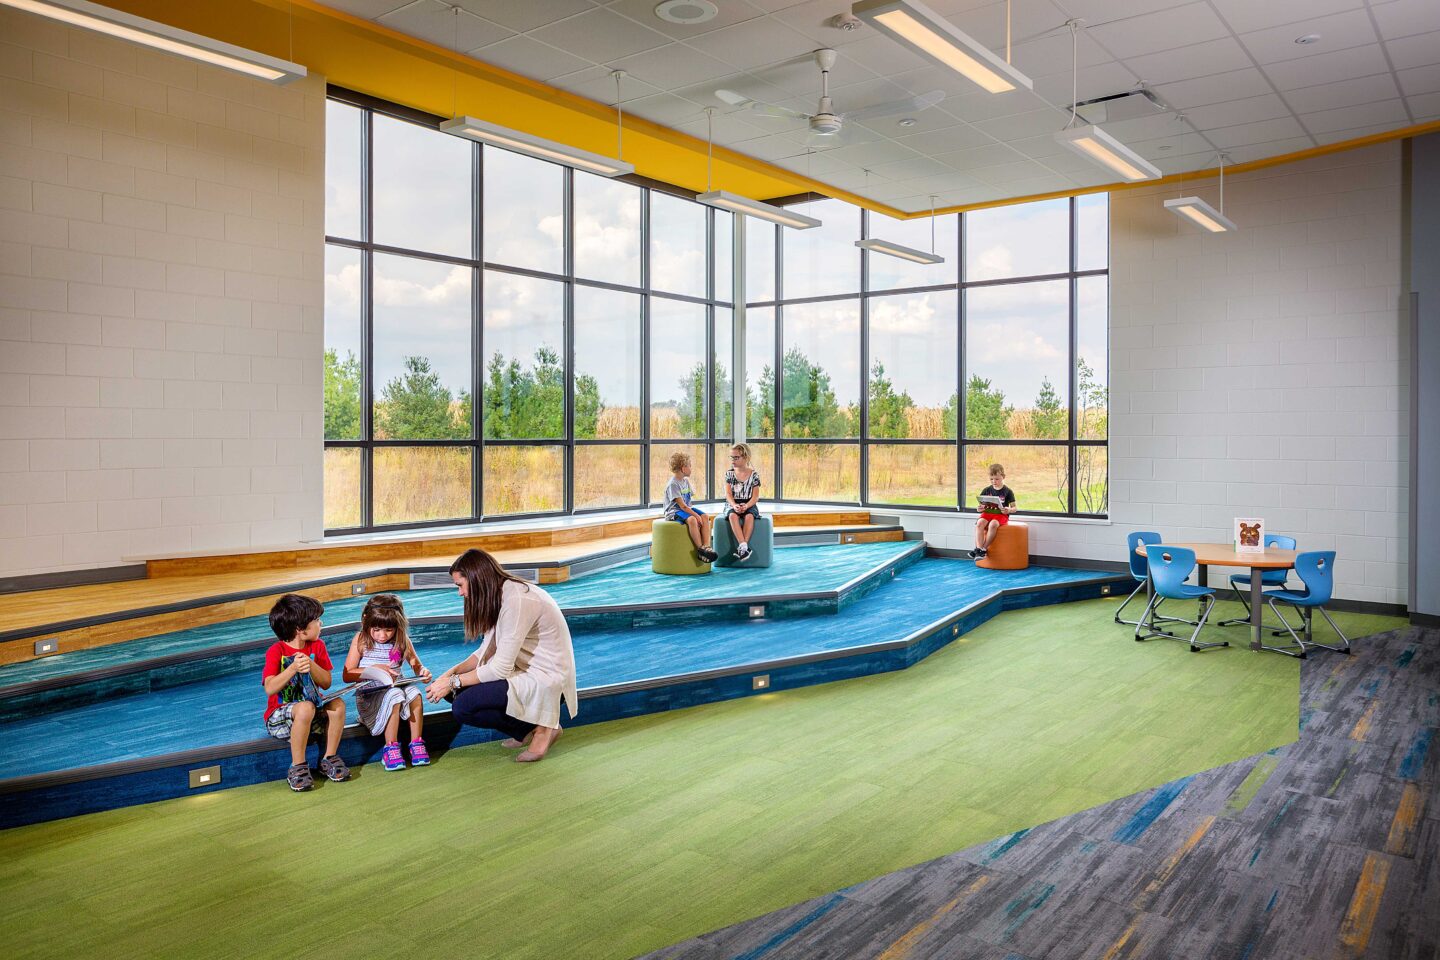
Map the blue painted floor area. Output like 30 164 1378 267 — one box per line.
0 557 1111 781
0 541 919 689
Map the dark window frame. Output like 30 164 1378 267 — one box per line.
323 89 733 534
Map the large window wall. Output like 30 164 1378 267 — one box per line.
749 193 1108 516
323 93 733 532
324 92 1108 531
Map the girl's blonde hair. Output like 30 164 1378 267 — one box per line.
359 594 412 661
730 442 752 465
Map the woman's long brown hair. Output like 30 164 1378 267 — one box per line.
359 594 411 660
450 548 529 640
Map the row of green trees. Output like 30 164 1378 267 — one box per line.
324 347 1107 442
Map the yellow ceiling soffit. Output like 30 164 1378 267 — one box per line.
96 0 902 215
58 3 1440 221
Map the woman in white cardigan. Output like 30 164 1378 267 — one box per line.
424 548 578 762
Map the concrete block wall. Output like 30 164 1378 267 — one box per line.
0 9 325 577
899 141 1409 606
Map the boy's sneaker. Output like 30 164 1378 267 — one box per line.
735 543 751 560
976 549 988 559
698 547 718 562
287 762 313 792
968 548 978 559
408 738 431 766
381 742 405 771
319 753 350 782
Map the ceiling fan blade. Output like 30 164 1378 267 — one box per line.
714 89 752 107
842 89 946 122
750 102 810 120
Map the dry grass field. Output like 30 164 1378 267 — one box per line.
323 404 1106 526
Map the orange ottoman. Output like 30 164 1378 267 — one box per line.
976 521 1029 570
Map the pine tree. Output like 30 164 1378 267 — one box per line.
323 348 361 440
1031 376 1066 439
964 374 1011 439
866 361 914 439
375 355 465 440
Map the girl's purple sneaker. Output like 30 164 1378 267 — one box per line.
408 738 431 766
381 741 405 771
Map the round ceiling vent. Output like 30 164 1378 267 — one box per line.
655 0 719 25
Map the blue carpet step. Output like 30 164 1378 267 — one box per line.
0 555 1127 828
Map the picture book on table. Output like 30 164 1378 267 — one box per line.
320 664 426 705
1234 517 1265 554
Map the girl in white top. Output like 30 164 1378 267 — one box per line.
425 548 578 763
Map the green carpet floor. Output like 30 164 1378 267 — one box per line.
0 599 1405 960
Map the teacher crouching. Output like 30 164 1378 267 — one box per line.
425 548 578 762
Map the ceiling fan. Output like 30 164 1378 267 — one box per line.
716 48 944 142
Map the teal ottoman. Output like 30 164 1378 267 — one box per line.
651 518 711 575
714 514 773 568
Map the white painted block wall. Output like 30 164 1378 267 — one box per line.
895 141 1410 606
0 9 325 576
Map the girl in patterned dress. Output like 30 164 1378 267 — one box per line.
342 594 432 771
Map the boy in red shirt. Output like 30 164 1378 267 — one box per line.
262 593 349 791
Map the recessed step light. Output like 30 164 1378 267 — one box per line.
655 0 718 25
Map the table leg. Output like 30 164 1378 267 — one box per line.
1250 569 1263 652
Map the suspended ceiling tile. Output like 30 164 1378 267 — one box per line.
605 0 766 40
377 0 514 52
1370 0 1440 42
1299 98 1411 134
1218 136 1316 162
869 155 954 182
771 149 852 175
1087 3 1230 61
609 42 737 90
549 64 663 103
1003 173 1075 194
817 138 924 166
1407 91 1440 119
941 0 1072 53
1123 37 1255 85
937 185 999 206
679 73 794 111
1398 63 1440 97
968 158 1051 184
1386 30 1440 70
529 6 671 63
894 122 994 155
684 17 821 72
1312 120 1417 144
857 105 961 138
1128 130 1217 160
1152 68 1274 110
1100 112 1194 142
454 0 595 34
1282 72 1404 114
837 32 933 76
972 107 1068 141
643 96 730 129
1207 0 1364 35
771 0 873 46
1238 10 1379 65
1259 43 1392 90
1209 116 1310 148
1030 60 1140 108
471 34 591 81
918 83 1043 124
939 141 1024 170
1182 94 1293 130
1058 0 1194 22
317 0 415 19
827 76 915 112
726 132 809 161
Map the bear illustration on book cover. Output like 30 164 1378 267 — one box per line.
1234 518 1265 553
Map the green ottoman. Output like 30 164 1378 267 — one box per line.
651 518 711 575
714 514 773 568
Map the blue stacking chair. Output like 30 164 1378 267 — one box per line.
1263 551 1351 657
1114 531 1189 631
1221 533 1296 627
1135 546 1228 652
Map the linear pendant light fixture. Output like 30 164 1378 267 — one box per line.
0 0 306 83
694 109 820 229
1165 153 1237 232
1051 21 1158 182
857 194 944 264
439 116 635 177
852 0 1032 94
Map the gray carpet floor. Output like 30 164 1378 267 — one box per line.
641 626 1439 960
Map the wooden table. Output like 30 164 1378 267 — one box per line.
1136 542 1299 652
